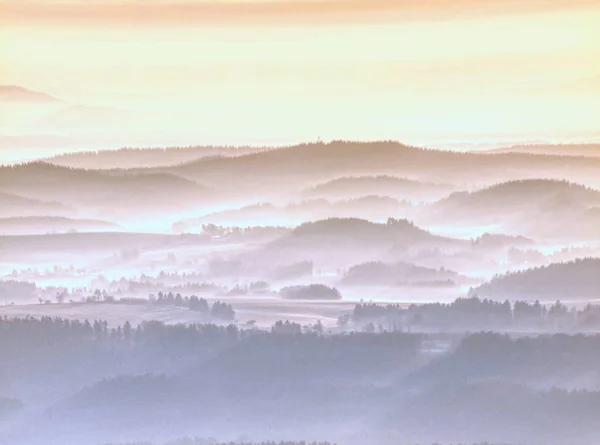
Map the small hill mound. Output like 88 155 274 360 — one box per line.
340 261 459 287
302 175 450 201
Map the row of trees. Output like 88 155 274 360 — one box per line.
0 316 424 393
279 284 341 300
152 292 235 321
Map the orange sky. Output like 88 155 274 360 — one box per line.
1 0 599 149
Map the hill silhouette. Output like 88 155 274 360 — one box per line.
242 217 466 270
473 258 600 300
44 146 268 169
0 162 216 217
431 179 600 213
340 260 460 287
423 179 600 240
162 141 600 196
0 85 63 103
301 175 451 202
487 143 600 158
181 195 412 228
0 192 73 218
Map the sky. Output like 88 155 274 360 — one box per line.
1 0 600 159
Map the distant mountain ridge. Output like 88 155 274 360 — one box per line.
0 85 63 103
156 141 600 196
486 143 600 157
44 145 270 169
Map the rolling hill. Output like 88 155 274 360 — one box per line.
160 141 600 196
300 175 452 202
486 143 600 158
340 260 460 287
44 146 268 170
181 195 412 228
472 258 600 300
429 180 600 214
240 217 467 270
0 85 63 103
422 179 600 240
0 162 217 218
0 192 73 218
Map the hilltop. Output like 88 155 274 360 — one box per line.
301 175 451 202
431 179 600 214
238 217 466 270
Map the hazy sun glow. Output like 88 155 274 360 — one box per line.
1 0 599 160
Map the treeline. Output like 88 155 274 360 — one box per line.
0 316 422 349
341 296 600 332
36 290 238 322
6 315 600 444
152 292 235 321
0 315 424 423
0 316 423 372
0 279 37 300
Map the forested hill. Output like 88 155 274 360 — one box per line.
473 258 600 299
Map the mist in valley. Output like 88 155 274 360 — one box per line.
2 0 600 442
1 139 600 445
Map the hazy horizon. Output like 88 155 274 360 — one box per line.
2 2 600 445
2 0 599 162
